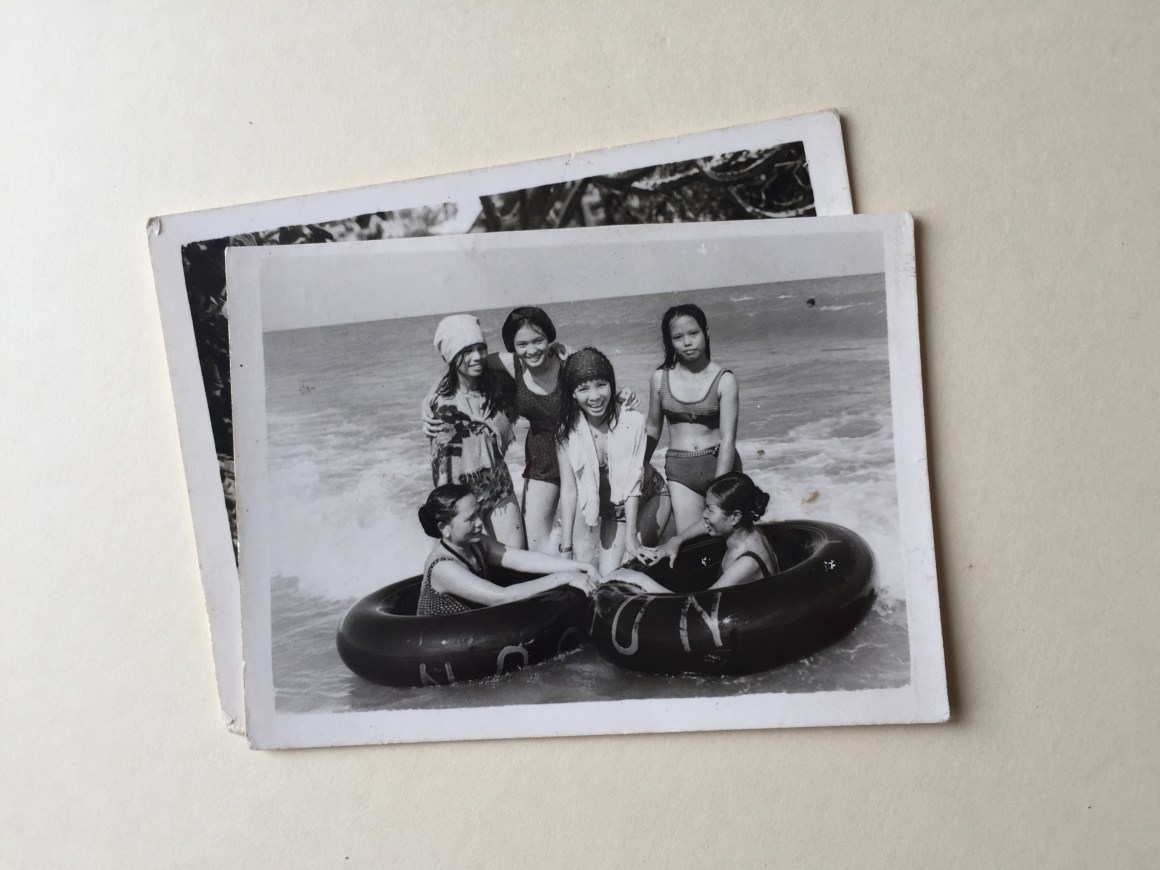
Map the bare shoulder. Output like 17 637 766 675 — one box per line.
426 551 457 588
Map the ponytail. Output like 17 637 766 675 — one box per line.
418 483 473 538
705 472 769 525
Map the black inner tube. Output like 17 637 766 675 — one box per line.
631 524 822 593
337 569 588 688
586 521 875 676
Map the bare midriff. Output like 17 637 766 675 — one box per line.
668 420 721 452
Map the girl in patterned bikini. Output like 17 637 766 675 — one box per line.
415 484 599 617
644 304 741 538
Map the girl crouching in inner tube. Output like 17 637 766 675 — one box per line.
614 471 778 593
555 347 670 576
416 483 599 617
644 304 741 536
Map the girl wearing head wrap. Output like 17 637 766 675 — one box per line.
554 348 669 575
643 303 741 539
422 314 524 548
422 306 638 555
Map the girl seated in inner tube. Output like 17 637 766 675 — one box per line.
554 347 671 575
416 483 600 616
614 471 779 593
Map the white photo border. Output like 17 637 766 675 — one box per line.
229 215 947 749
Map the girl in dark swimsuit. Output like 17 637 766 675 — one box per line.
614 472 777 593
644 304 741 538
499 307 567 555
416 484 598 616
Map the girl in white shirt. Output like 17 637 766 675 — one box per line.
554 348 670 575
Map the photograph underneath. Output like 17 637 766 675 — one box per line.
228 216 945 747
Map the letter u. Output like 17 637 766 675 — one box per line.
611 595 648 656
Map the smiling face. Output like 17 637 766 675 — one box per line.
440 494 484 545
702 493 741 537
455 342 487 380
573 378 613 422
668 315 707 365
512 324 550 370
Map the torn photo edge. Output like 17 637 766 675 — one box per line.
147 110 853 732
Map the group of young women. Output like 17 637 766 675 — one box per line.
414 303 779 616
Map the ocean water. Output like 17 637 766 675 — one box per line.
265 273 911 713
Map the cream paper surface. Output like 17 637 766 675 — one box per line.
2 2 1157 866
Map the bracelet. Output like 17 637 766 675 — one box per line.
560 546 573 554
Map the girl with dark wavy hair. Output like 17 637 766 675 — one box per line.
620 471 778 593
644 303 741 536
415 484 598 616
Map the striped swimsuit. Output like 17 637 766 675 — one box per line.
659 368 741 495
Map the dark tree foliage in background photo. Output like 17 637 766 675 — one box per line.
475 143 814 231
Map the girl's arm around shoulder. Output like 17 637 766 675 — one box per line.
486 349 517 378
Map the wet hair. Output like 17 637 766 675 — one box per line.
418 484 474 538
705 472 770 526
435 343 511 416
659 304 712 370
556 347 620 443
501 306 557 353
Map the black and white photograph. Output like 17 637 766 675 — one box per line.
228 215 946 748
15 3 1160 863
147 111 855 729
